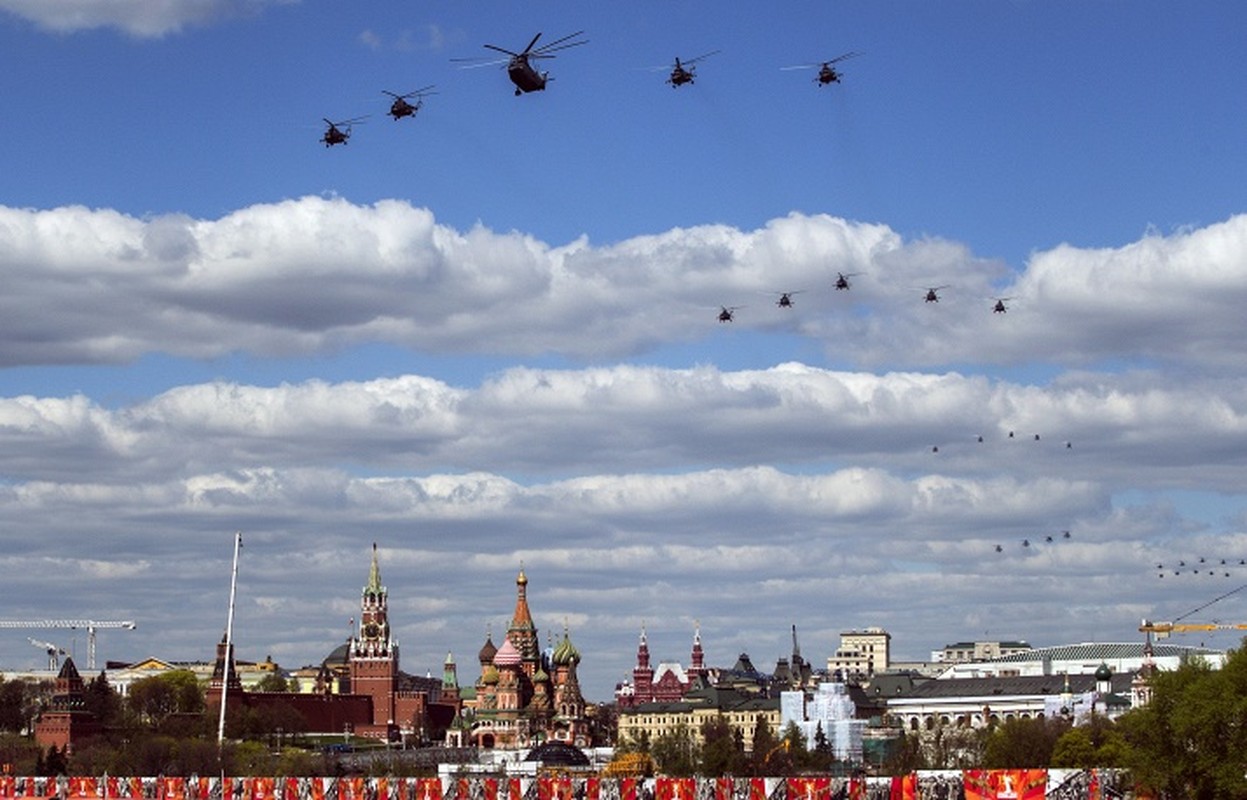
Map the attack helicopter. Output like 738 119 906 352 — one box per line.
718 306 742 322
834 272 862 290
992 297 1014 313
456 31 588 96
774 291 804 308
923 286 950 303
384 86 437 120
666 51 720 87
781 51 861 85
321 116 368 147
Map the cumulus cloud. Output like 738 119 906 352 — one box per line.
0 198 1244 370
3 200 1247 694
3 366 1246 491
0 0 294 37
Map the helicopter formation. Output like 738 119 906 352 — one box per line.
1156 557 1247 579
716 271 1022 323
320 31 860 146
994 530 1073 554
322 85 438 146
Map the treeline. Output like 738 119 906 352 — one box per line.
0 670 329 776
4 641 1247 797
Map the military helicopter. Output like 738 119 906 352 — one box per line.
774 291 804 308
666 51 720 87
321 116 368 147
834 272 862 290
781 51 861 85
384 86 437 120
457 31 588 96
923 286 950 303
992 297 1014 313
718 305 742 322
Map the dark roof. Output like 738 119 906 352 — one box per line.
323 642 350 667
524 741 590 766
622 686 779 715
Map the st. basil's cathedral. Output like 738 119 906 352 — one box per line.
461 568 590 749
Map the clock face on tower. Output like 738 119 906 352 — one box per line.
364 622 380 638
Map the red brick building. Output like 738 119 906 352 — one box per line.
206 543 459 742
33 658 100 754
615 624 707 707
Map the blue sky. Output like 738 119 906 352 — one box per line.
1 1 1247 700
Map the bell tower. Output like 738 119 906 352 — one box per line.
350 543 398 733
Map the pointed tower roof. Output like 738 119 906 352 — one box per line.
511 567 534 633
367 542 383 593
443 652 459 689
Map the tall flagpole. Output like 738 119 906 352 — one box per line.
217 531 242 748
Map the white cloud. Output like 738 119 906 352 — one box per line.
0 199 1244 370
3 201 1247 695
0 0 294 36
2 365 1246 493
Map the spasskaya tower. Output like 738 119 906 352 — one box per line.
349 542 398 733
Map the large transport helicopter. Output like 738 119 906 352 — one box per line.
782 52 861 85
321 116 367 147
384 86 437 120
456 31 588 96
666 51 719 87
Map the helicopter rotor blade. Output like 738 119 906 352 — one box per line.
779 63 819 71
533 30 586 54
454 55 510 69
520 31 543 55
481 44 520 57
829 51 862 64
686 50 720 64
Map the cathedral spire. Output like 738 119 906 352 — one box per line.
508 567 538 661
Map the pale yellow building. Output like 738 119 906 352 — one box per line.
616 685 779 752
827 628 890 678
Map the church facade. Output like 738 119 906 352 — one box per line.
463 569 590 749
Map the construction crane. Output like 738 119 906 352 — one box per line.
1140 583 1247 640
0 620 136 670
1139 619 1247 639
27 638 66 671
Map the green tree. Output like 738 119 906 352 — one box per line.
0 679 28 734
700 716 744 777
882 730 927 774
651 722 698 777
1051 714 1126 769
773 721 809 775
84 671 123 728
42 744 67 776
747 716 779 776
254 672 292 693
809 722 834 772
982 717 1068 768
128 670 204 727
1118 642 1247 799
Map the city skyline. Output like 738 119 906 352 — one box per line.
1 2 1246 700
